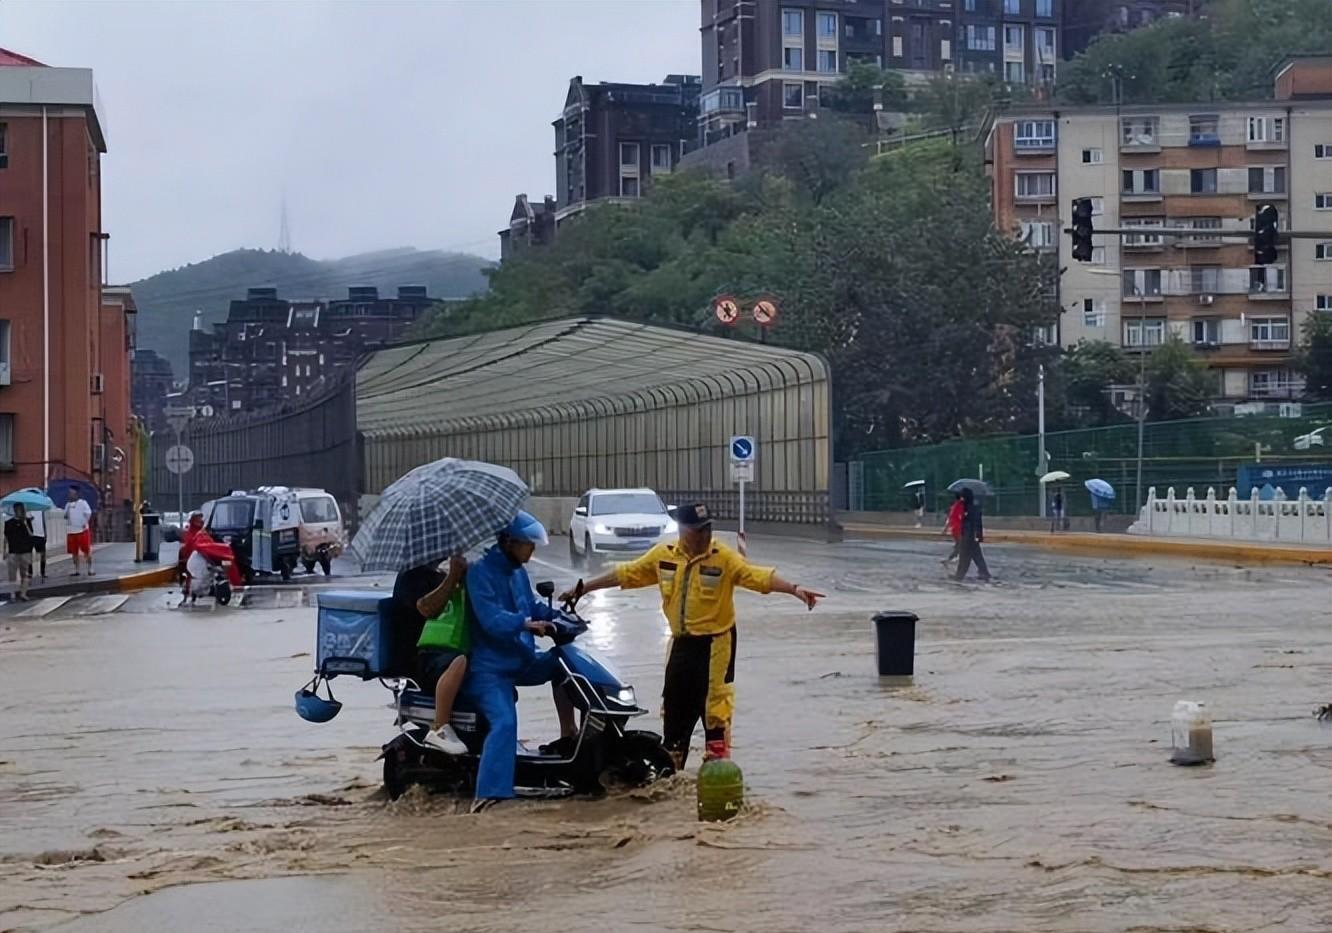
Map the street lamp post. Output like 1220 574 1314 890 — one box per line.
1133 286 1148 517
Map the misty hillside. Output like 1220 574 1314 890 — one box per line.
132 247 493 375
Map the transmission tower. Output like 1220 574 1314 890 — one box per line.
278 196 292 254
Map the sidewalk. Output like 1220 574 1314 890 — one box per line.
2 541 180 602
842 523 1332 566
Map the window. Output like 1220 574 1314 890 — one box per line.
1082 148 1103 164
784 46 804 71
1247 116 1285 144
1090 246 1106 265
1123 218 1164 246
818 12 837 37
783 82 804 110
0 123 6 170
1124 318 1167 348
620 175 640 198
1015 172 1055 199
1082 298 1106 328
1316 144 1332 160
1036 0 1053 15
651 143 672 172
1191 319 1219 345
1121 117 1159 147
0 320 9 383
1190 168 1217 194
1249 316 1290 347
1122 169 1160 195
1014 119 1055 149
1248 166 1286 194
1189 114 1220 146
0 217 12 271
1089 197 1105 216
1005 0 1021 12
783 8 803 35
1316 193 1332 210
965 0 977 9
1035 27 1056 57
1250 370 1301 399
1316 242 1332 261
1122 268 1163 298
1189 265 1221 294
967 25 996 50
942 38 951 60
818 49 838 72
1249 266 1287 294
892 35 903 56
619 142 639 168
1019 221 1055 249
1039 63 1055 84
1317 295 1332 311
1005 25 1024 51
1005 61 1025 84
0 413 12 467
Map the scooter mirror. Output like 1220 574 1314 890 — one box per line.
536 581 556 601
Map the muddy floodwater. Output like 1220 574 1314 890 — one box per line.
2 538 1330 932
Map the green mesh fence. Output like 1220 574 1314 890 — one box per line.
861 403 1332 517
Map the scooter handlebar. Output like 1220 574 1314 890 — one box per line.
548 610 587 647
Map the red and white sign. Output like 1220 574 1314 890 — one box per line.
713 295 740 325
752 299 778 326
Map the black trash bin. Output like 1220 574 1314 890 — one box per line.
141 512 161 562
873 611 918 677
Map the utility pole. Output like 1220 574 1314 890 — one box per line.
1134 287 1148 517
1037 364 1047 519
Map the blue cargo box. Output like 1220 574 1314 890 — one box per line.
316 590 393 679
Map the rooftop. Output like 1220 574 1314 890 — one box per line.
0 47 45 66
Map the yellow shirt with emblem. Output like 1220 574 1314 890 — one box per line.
614 540 776 637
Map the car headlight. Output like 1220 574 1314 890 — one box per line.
594 523 612 534
662 520 678 534
615 687 636 706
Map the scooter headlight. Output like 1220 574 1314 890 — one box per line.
615 687 636 706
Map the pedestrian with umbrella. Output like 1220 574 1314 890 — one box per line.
1085 479 1115 533
3 503 36 600
2 489 53 580
351 458 532 757
1041 471 1071 534
949 484 992 583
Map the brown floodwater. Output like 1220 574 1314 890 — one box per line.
2 538 1330 932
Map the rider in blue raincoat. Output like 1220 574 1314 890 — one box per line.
462 511 577 809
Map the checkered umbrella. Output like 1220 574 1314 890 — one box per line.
350 459 529 572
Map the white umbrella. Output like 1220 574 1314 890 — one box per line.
1040 470 1071 484
902 480 926 489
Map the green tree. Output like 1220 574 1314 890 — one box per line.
1296 312 1332 401
765 117 870 204
1053 340 1136 426
822 62 909 114
1145 336 1215 420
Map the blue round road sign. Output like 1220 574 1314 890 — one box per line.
731 437 754 461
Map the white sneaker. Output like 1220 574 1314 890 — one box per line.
423 724 467 755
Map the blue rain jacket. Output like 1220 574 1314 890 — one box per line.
465 545 556 677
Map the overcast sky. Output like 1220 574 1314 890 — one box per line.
3 0 698 281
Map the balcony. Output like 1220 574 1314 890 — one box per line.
1251 337 1292 351
1248 189 1288 201
1250 380 1302 399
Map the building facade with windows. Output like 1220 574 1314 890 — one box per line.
0 48 135 496
1063 1 1205 58
696 1 1063 148
553 74 700 218
187 286 439 416
987 57 1332 403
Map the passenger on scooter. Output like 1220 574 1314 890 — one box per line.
462 511 577 811
392 554 470 755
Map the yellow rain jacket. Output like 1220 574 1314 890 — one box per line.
615 540 776 637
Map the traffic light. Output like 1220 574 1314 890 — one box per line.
1254 203 1279 265
1070 198 1095 262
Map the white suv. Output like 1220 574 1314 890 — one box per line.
569 488 677 567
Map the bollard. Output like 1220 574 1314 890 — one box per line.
141 512 161 562
873 611 918 678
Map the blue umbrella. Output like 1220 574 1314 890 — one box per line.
1085 478 1115 500
2 488 55 511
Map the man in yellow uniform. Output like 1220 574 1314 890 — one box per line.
565 503 822 767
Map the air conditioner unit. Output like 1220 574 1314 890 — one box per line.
1279 402 1303 419
1198 295 1215 305
90 372 105 394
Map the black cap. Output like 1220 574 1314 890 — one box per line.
673 503 713 529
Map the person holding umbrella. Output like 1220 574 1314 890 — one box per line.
953 487 992 583
4 503 35 600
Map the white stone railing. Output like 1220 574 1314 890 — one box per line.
1128 486 1332 545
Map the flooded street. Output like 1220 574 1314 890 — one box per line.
2 537 1330 932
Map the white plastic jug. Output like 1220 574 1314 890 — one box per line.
1170 700 1214 766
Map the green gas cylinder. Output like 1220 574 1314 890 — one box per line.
696 742 744 822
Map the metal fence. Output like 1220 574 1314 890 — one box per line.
860 403 1332 517
148 379 359 521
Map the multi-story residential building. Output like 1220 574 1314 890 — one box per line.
553 74 700 217
187 285 437 415
1063 1 1206 59
695 1 1062 150
0 48 137 497
498 194 558 261
987 56 1332 403
132 348 176 430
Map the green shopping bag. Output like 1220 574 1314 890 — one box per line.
416 586 470 653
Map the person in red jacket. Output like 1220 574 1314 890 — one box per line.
177 513 205 597
941 493 964 565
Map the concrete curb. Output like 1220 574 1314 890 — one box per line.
5 564 178 602
843 524 1332 567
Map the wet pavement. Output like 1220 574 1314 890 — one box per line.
1 536 1330 932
